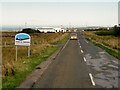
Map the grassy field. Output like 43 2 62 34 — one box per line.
2 32 70 88
82 31 120 59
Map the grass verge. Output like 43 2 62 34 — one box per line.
2 46 59 88
2 33 70 88
86 38 120 59
50 33 70 45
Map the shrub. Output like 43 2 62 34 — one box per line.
95 30 117 36
20 28 40 33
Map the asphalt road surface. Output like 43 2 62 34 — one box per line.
33 31 120 88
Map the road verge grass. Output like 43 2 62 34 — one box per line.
2 46 59 88
86 38 120 59
2 33 70 88
50 33 70 45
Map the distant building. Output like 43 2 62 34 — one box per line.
117 24 120 27
38 27 55 33
23 26 66 33
54 28 61 32
37 27 66 33
60 28 66 32
107 27 110 30
73 29 77 32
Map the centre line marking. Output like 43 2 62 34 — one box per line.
61 39 69 51
89 73 95 86
83 57 86 62
81 50 83 53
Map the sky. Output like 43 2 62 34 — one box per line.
0 0 119 27
1 0 120 2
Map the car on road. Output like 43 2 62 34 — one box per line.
70 33 77 40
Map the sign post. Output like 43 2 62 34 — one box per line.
28 46 30 57
16 46 17 61
15 33 31 61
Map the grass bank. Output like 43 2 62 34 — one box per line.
50 33 70 45
86 38 120 59
82 31 120 60
2 46 58 88
2 32 70 88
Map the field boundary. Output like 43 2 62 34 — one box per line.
17 39 70 88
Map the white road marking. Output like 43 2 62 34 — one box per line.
112 60 118 64
108 64 118 69
85 40 88 43
80 46 81 48
61 39 69 51
99 52 105 54
81 50 83 53
89 73 95 86
83 57 86 62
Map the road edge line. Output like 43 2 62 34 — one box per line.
61 39 70 51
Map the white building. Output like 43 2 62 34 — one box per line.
54 28 61 32
60 28 66 32
117 24 120 27
38 27 55 33
38 27 66 33
54 27 66 32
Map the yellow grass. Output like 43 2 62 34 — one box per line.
2 32 69 77
82 31 119 53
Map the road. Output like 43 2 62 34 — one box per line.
33 31 119 88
